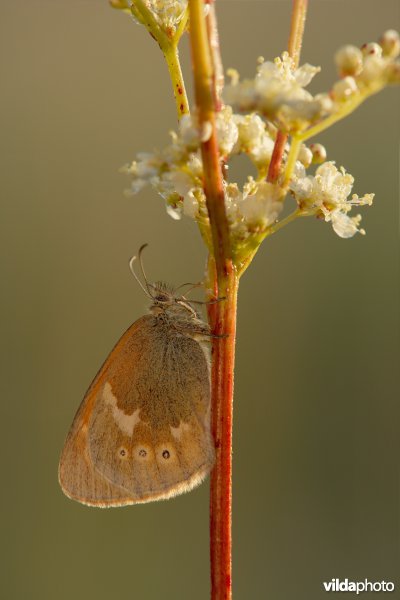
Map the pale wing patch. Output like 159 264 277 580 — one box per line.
170 421 191 441
103 381 141 435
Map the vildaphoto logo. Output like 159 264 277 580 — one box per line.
323 579 395 594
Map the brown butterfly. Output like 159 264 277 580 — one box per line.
58 245 215 507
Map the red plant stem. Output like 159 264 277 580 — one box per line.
206 2 225 111
188 0 230 275
267 0 308 184
267 130 288 183
287 0 308 69
208 265 238 600
188 1 236 598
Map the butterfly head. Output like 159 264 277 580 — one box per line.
149 281 199 320
129 246 210 335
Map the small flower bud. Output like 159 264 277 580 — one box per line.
309 143 327 164
331 76 358 101
379 30 400 58
358 56 386 85
334 45 363 77
298 144 313 168
361 42 382 58
110 0 130 9
226 68 240 86
385 61 400 84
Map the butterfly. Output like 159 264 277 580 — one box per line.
58 245 215 507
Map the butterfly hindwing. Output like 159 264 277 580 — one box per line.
59 315 214 507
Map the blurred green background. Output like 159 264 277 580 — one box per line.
1 1 398 598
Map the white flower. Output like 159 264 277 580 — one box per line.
225 52 331 132
216 106 239 156
182 190 199 218
135 0 187 33
233 113 275 169
290 161 374 238
159 170 194 198
328 211 365 239
178 114 212 149
224 183 243 225
237 181 283 228
122 152 164 194
177 107 237 156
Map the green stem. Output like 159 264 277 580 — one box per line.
301 89 384 142
283 136 302 187
284 81 386 185
133 0 190 120
236 209 301 276
162 44 190 119
174 5 189 41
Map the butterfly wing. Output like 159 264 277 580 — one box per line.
59 315 214 507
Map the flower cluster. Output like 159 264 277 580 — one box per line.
123 107 283 237
290 162 374 238
335 31 400 88
124 107 373 239
136 0 187 34
123 29 399 245
225 53 331 134
111 0 188 36
225 30 400 134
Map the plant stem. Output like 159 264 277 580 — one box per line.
287 0 308 68
282 79 386 186
132 0 189 120
267 130 288 183
267 0 308 183
208 261 238 600
282 135 302 187
162 44 190 119
188 0 231 275
188 1 236 598
206 3 225 110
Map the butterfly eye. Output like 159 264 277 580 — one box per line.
154 291 169 303
162 450 170 459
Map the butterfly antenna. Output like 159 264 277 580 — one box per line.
174 281 203 295
137 243 154 296
129 245 153 298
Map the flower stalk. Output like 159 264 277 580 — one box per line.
127 0 190 119
267 0 308 183
283 77 389 185
163 43 190 118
